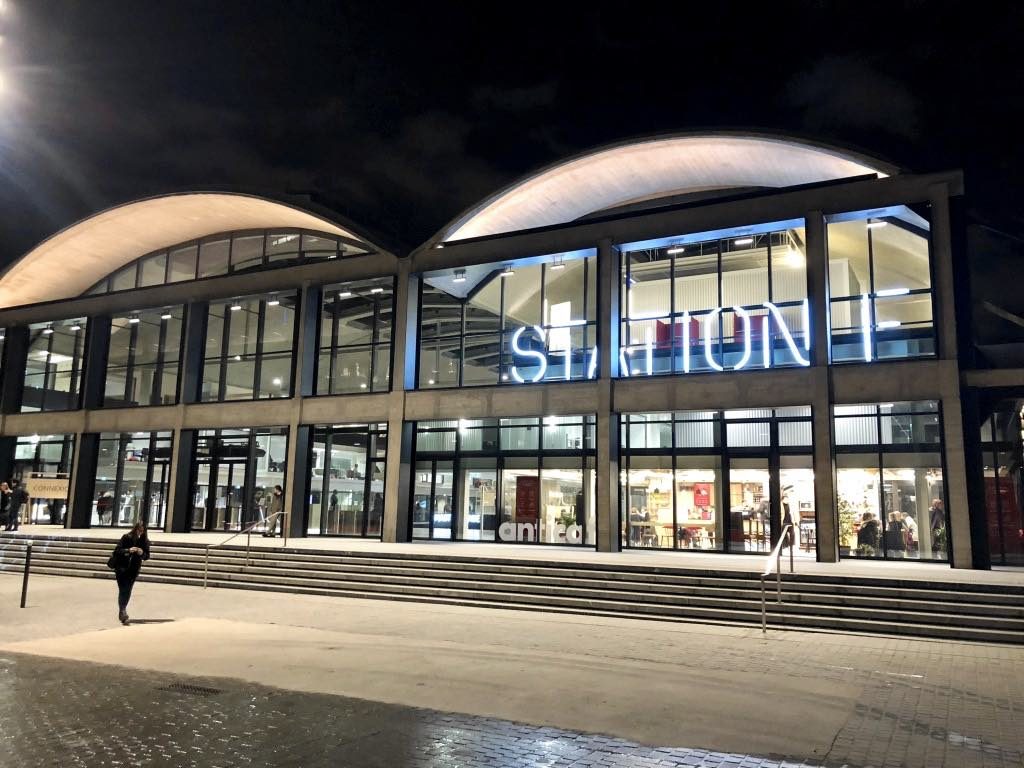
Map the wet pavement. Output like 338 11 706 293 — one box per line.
0 651 1022 768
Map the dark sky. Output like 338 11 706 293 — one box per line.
0 1 1019 262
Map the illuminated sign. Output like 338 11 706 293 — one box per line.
509 325 598 383
620 300 810 376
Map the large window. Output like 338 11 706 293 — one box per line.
93 432 173 529
104 307 184 407
412 415 596 545
620 225 809 377
191 427 288 532
307 424 387 536
316 278 394 395
85 229 369 296
980 400 1024 567
621 409 815 555
834 401 946 561
22 320 87 412
13 433 74 525
827 207 935 363
418 252 597 388
201 293 297 401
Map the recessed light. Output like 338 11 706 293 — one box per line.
360 383 367 389
272 377 282 386
427 379 435 385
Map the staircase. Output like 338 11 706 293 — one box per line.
2 533 1023 644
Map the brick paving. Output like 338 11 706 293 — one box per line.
0 647 1022 768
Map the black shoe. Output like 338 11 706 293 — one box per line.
118 611 128 625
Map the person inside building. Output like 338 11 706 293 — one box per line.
902 510 919 554
928 498 945 547
885 511 907 558
263 484 285 537
857 512 881 555
96 491 114 525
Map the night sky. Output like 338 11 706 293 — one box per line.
0 1 1019 263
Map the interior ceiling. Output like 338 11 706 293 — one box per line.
0 193 365 309
440 135 890 243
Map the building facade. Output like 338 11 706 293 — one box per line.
0 134 1017 569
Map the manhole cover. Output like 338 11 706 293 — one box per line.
157 682 223 697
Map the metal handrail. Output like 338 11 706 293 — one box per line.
760 523 795 633
203 511 284 589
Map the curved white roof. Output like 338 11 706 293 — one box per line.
439 133 893 242
0 192 368 308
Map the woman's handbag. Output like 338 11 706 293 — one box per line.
106 545 123 571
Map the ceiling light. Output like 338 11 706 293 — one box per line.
734 237 754 246
666 246 685 255
784 248 804 267
876 287 909 297
128 317 140 324
370 287 383 294
866 221 888 229
272 377 282 386
161 314 172 320
427 379 435 385
435 243 445 249
230 304 242 311
500 265 515 277
42 328 53 335
360 383 367 389
70 325 82 332
267 299 281 306
877 320 901 329
233 354 242 361
452 269 467 283
338 291 353 298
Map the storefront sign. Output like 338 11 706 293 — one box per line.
25 476 70 499
498 520 583 543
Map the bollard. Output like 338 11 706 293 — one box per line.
20 541 32 608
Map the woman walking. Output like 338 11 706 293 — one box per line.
113 521 150 625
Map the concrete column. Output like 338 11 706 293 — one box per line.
805 211 838 562
80 316 111 410
929 185 958 361
943 393 975 569
383 261 416 543
67 432 99 528
167 428 196 533
0 326 29 415
595 239 620 552
959 388 991 569
179 302 208 404
282 283 316 538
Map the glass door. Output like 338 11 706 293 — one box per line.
460 458 497 541
728 457 772 553
411 459 456 540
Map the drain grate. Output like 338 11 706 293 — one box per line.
157 682 223 697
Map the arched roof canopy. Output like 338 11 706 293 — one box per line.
435 132 895 244
0 192 380 308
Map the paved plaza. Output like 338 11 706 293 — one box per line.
1 573 1022 767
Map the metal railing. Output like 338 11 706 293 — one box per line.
203 511 285 589
760 524 795 633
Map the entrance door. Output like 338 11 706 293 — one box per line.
460 458 497 541
193 458 248 532
411 459 455 540
728 457 774 553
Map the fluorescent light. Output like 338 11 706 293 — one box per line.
435 243 445 249
370 287 383 294
427 379 435 385
360 383 367 389
272 377 282 386
452 269 466 283
42 328 53 335
230 304 242 311
666 246 685 255
70 325 81 332
877 320 902 329
500 265 515 277
734 237 754 246
879 403 894 409
267 299 281 306
866 221 887 229
876 287 910 297
549 262 566 270
338 291 353 298
128 317 140 324
501 374 509 381
233 354 242 361
161 314 172 320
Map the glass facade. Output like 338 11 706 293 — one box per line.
202 293 297 401
834 401 947 561
104 307 184 407
85 229 369 296
22 320 87 412
621 409 815 555
418 253 597 388
980 400 1024 567
316 278 394 395
191 427 288 532
620 226 809 376
12 433 75 525
93 432 173 528
827 207 935 363
307 424 387 536
412 416 596 545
